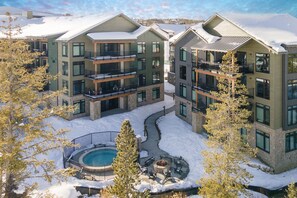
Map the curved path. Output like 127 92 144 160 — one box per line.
140 93 175 165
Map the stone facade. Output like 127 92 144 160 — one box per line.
137 83 164 107
192 111 205 133
128 93 137 111
90 101 101 120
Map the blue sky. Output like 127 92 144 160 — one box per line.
1 0 297 19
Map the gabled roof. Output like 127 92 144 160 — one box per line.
205 13 297 53
191 36 251 52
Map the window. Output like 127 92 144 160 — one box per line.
256 53 270 73
62 43 68 57
206 51 211 62
62 62 68 76
72 42 85 57
152 57 160 68
62 99 68 106
62 80 68 95
137 42 146 54
152 72 160 84
256 103 270 125
288 54 297 73
73 100 85 115
73 61 85 76
286 132 297 152
192 70 196 82
137 58 146 70
256 78 270 99
138 74 146 86
137 91 146 103
152 42 160 53
180 48 186 61
256 130 270 153
240 128 247 144
73 80 85 95
288 105 297 126
180 83 186 98
288 80 297 100
191 49 197 64
192 89 196 102
180 102 187 117
180 66 186 80
152 87 160 100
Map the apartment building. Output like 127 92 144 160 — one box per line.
3 13 166 120
173 13 297 173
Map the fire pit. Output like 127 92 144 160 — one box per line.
153 159 171 174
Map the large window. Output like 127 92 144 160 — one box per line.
256 103 270 126
256 78 270 99
180 83 187 98
256 53 270 73
180 48 186 61
286 132 297 152
62 80 68 95
73 61 85 76
137 58 146 70
180 102 187 117
192 70 196 82
288 54 297 73
240 128 247 144
191 49 197 64
152 42 160 53
152 57 160 68
288 80 297 100
137 91 146 103
152 72 161 84
138 74 146 86
192 89 196 102
288 105 297 126
73 80 85 95
180 66 186 80
62 99 68 106
72 42 85 57
62 62 68 76
152 87 160 100
256 130 270 153
137 42 146 54
73 100 85 115
62 43 68 57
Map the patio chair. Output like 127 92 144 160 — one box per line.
144 157 155 167
148 171 156 179
175 166 182 174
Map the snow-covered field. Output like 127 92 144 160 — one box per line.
34 94 296 197
158 112 297 190
164 80 175 93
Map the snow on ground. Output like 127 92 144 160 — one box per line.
188 189 267 198
158 112 297 191
32 95 174 197
140 150 148 158
164 80 175 93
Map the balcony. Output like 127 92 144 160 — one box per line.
193 61 221 71
239 63 254 74
192 101 207 114
32 49 48 57
85 67 137 82
85 85 137 101
193 83 218 93
85 51 136 63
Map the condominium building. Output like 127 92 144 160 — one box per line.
173 13 297 173
1 12 166 120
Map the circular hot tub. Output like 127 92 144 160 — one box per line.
79 147 117 172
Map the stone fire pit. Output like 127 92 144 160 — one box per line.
153 159 171 174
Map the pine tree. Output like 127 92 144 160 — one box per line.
199 51 255 198
0 14 74 197
107 119 149 198
286 182 297 198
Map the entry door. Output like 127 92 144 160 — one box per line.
42 43 47 52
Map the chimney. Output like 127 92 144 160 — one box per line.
22 11 33 19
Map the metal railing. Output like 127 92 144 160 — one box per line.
239 63 254 74
85 85 137 99
84 51 137 60
85 67 137 80
63 131 119 168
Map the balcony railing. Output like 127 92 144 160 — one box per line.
193 61 221 71
193 84 218 93
85 67 137 80
32 49 48 56
85 85 137 99
239 63 254 74
192 102 207 114
84 51 136 61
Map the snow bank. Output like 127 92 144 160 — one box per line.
164 80 175 93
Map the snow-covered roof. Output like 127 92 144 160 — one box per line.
87 25 167 41
157 23 189 35
168 30 186 43
191 23 220 43
216 13 297 53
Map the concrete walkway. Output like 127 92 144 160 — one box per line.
140 93 176 165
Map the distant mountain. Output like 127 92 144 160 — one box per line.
135 18 203 26
0 6 62 17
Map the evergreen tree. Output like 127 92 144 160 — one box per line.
0 14 74 197
199 51 255 198
286 182 297 198
108 120 149 198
